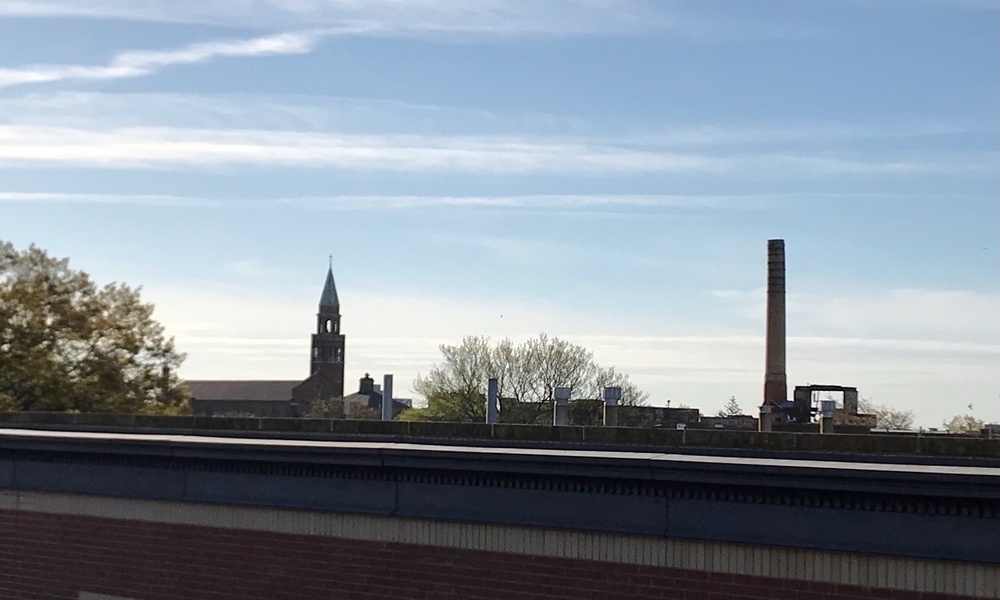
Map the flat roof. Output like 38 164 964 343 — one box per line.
2 427 997 479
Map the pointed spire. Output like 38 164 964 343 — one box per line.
319 261 339 307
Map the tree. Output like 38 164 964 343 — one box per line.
305 395 381 420
304 396 347 419
858 396 914 430
716 396 742 418
409 334 648 423
0 241 187 413
943 414 984 434
396 389 487 422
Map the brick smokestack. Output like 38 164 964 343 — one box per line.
764 239 787 406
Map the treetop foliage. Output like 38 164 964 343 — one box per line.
943 414 984 434
404 334 648 423
304 396 379 420
717 396 743 418
0 241 187 413
858 396 914 430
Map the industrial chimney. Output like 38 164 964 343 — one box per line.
763 239 787 408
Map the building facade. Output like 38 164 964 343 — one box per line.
292 265 346 404
187 265 349 417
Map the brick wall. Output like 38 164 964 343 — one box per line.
0 509 979 600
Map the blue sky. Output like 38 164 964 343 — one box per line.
1 0 997 425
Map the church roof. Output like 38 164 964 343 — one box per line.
319 266 339 307
342 390 411 413
183 380 299 402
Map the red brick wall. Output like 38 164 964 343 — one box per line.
0 509 972 600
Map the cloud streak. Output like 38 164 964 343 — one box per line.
0 191 220 207
712 287 1000 342
0 0 664 36
286 193 786 211
0 190 799 212
5 92 990 144
1 124 990 176
0 31 323 90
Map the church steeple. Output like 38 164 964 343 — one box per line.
319 255 339 308
309 260 345 398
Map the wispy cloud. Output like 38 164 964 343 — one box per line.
289 193 786 211
224 258 292 280
835 0 1000 11
0 0 665 35
0 191 218 206
0 124 692 172
0 190 798 219
5 92 990 144
0 94 988 176
0 31 323 90
712 287 1000 342
1 124 990 176
801 289 1000 341
428 233 573 268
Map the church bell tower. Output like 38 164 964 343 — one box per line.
310 260 345 398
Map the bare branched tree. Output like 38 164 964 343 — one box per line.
409 334 648 423
859 396 915 430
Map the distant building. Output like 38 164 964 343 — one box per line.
186 265 396 418
619 406 702 428
340 373 411 418
763 384 874 429
183 380 300 417
294 265 346 404
699 414 758 430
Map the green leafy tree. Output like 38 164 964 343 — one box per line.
0 241 187 413
345 402 379 420
409 334 648 423
397 389 487 422
304 396 347 419
305 396 380 420
943 414 984 434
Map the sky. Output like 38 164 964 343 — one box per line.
0 0 997 426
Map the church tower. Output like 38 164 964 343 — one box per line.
309 262 345 398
